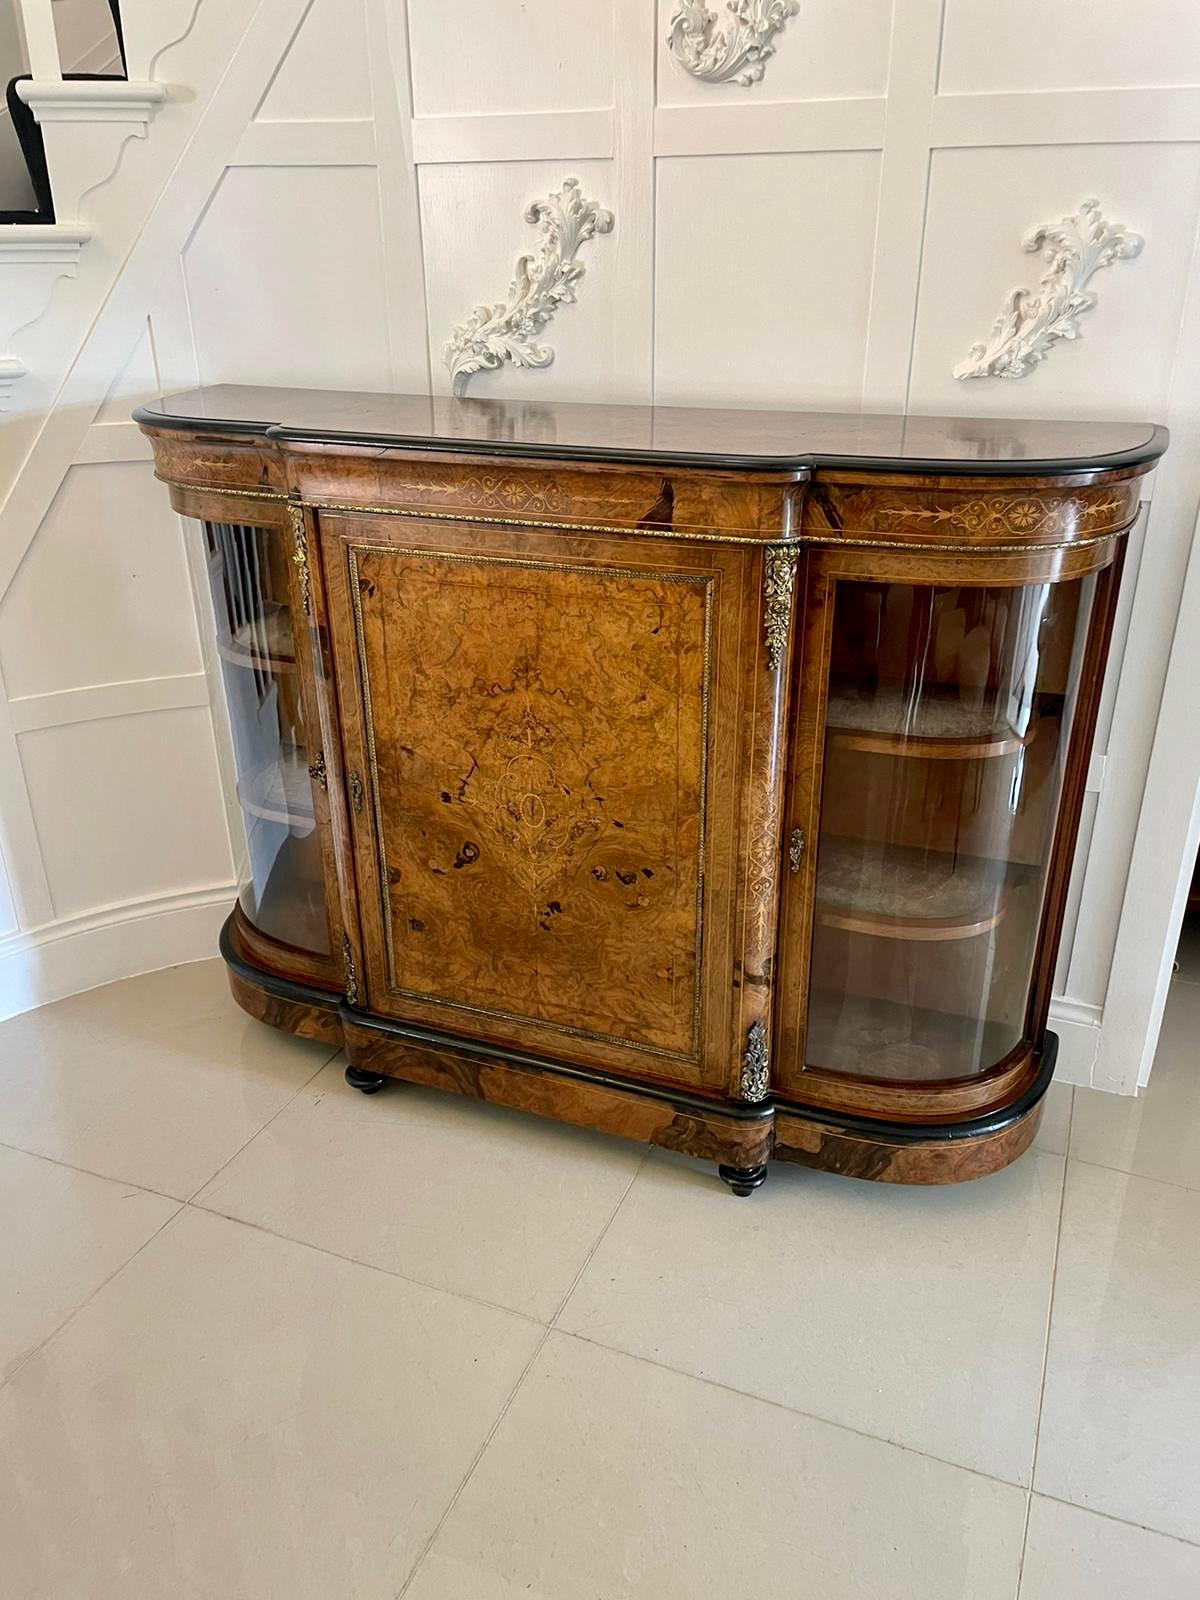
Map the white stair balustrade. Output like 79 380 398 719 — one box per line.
15 0 62 80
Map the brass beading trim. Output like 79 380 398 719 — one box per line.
316 496 782 545
154 475 1134 554
155 475 284 501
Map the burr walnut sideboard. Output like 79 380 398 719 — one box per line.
136 388 1166 1195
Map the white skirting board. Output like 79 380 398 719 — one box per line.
1045 997 1103 1086
0 884 235 1022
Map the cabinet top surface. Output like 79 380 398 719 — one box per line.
134 385 1167 477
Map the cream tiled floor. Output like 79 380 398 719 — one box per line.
2 957 1199 1597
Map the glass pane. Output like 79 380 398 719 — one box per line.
205 520 330 955
805 575 1095 1082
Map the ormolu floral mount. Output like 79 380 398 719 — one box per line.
444 178 614 399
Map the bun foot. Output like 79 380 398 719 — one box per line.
345 1065 388 1095
718 1163 768 1197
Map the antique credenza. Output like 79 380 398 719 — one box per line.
136 389 1166 1194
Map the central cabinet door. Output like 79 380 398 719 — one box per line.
319 510 767 1091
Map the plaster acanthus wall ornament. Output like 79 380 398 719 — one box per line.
666 0 799 86
955 198 1144 381
444 177 614 397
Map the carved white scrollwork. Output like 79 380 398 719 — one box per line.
0 225 90 414
955 198 1144 381
444 177 614 398
666 0 799 86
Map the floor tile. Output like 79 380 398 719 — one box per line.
1071 978 1200 1190
560 1146 1062 1483
195 1060 644 1321
1034 1079 1073 1156
0 1144 177 1381
1019 1495 1200 1598
1036 1162 1200 1542
36 958 238 1040
0 967 337 1198
0 1207 543 1600
404 1332 1026 1600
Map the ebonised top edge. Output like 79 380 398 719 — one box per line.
133 386 1170 477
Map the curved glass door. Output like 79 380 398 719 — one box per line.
204 520 331 956
805 574 1095 1082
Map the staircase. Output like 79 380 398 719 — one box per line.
2 0 128 221
0 0 166 414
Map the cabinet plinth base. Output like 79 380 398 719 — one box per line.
772 1096 1045 1185
219 915 1053 1190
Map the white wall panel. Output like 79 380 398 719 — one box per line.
419 159 619 401
95 320 161 425
940 0 1200 95
909 142 1200 420
407 0 614 117
18 708 232 919
656 0 891 107
183 165 392 391
256 0 372 121
655 151 880 407
0 463 203 700
0 849 17 939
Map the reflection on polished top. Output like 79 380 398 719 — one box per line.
134 386 1169 477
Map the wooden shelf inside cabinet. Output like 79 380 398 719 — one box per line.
815 838 1019 942
826 683 1031 761
215 603 297 675
237 745 316 827
805 989 1014 1083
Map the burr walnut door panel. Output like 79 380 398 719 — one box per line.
319 511 783 1093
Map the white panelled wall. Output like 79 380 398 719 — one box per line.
1 0 1199 1093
